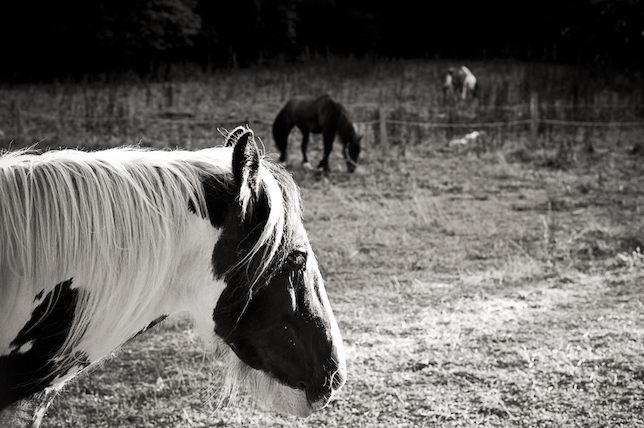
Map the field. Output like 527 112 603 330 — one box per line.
2 59 644 427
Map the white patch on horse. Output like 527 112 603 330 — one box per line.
49 365 84 387
71 218 225 363
444 73 453 88
444 65 478 101
461 66 477 99
13 340 34 354
217 348 313 417
258 371 312 417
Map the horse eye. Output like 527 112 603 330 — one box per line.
284 250 307 272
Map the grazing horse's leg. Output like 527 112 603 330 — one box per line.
273 108 295 163
318 129 335 172
276 126 294 163
301 131 312 169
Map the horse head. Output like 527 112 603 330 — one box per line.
343 134 362 173
212 127 346 416
0 128 345 425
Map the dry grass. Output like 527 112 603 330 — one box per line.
3 59 644 427
41 139 644 427
2 58 642 154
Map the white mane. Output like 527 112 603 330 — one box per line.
0 145 289 358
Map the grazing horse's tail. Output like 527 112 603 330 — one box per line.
273 104 294 162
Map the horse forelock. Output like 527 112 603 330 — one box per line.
234 159 304 293
0 146 235 358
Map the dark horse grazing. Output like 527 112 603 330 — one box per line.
0 126 346 426
273 94 362 173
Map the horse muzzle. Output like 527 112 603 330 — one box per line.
307 363 347 411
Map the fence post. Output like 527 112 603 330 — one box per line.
12 99 24 138
530 92 539 148
379 106 388 147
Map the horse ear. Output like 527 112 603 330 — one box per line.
232 129 261 211
224 126 249 147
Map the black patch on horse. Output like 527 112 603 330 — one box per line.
193 128 260 227
0 279 89 411
212 248 338 405
186 172 237 229
202 175 237 228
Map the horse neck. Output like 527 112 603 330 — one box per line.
0 149 230 362
336 111 356 144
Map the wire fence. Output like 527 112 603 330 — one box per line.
3 95 644 152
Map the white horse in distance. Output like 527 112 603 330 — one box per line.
443 66 479 101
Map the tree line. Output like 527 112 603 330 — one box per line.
1 0 642 81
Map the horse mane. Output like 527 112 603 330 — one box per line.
330 100 357 144
231 153 304 293
0 145 296 357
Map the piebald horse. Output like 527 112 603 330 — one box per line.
443 65 479 101
273 94 362 173
0 127 346 427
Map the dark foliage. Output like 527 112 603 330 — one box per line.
0 0 642 81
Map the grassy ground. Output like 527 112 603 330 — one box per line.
3 59 643 427
40 132 644 427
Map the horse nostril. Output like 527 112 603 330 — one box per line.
297 381 308 391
